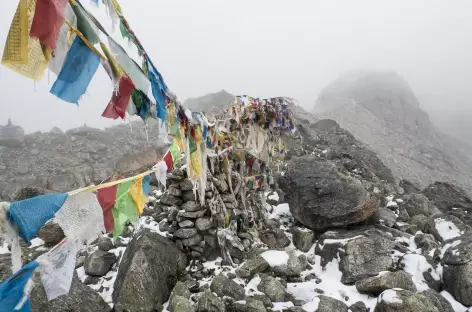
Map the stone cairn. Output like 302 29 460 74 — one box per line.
143 158 273 266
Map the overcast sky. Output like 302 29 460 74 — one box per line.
1 0 472 134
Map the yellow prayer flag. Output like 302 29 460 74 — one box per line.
1 0 49 80
129 178 145 215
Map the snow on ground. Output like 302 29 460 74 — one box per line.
441 291 468 311
269 203 291 217
434 218 465 241
378 289 403 304
29 238 44 248
267 192 280 202
260 250 290 267
137 216 168 237
287 254 377 311
0 241 10 254
400 254 442 291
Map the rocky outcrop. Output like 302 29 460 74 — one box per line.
279 156 379 231
313 70 472 193
0 121 164 200
112 229 187 312
422 181 472 212
374 289 439 312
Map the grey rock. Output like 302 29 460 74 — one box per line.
403 194 435 217
97 237 114 252
397 207 411 222
414 233 439 255
174 228 198 239
178 210 206 219
179 220 194 228
278 156 379 231
426 214 467 242
349 301 368 312
214 179 229 193
160 194 184 206
182 234 203 247
339 232 396 284
182 190 197 202
196 290 226 312
260 229 290 249
257 274 287 302
31 273 111 312
291 227 315 252
272 253 307 277
251 295 273 308
410 214 429 232
399 179 421 194
159 220 170 232
112 229 186 311
236 255 269 278
170 281 191 302
168 186 182 197
171 296 195 312
196 217 213 231
180 179 194 191
315 295 349 312
168 206 180 222
221 194 236 203
374 289 440 312
84 250 117 277
210 274 246 300
420 290 455 312
378 207 398 227
422 182 472 212
355 271 417 295
183 201 202 212
442 234 472 265
443 262 472 306
37 222 65 246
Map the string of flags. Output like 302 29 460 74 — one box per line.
0 0 298 310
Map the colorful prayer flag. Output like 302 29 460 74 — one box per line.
112 180 138 237
50 36 100 104
146 56 167 121
129 178 146 215
131 89 151 120
97 185 117 233
30 0 69 51
7 193 68 243
70 1 100 44
0 260 39 312
102 76 134 119
169 142 181 166
163 151 174 172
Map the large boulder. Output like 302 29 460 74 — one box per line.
313 295 349 312
402 194 436 217
374 289 439 312
291 227 315 252
442 234 472 306
84 250 117 277
37 221 65 246
31 273 111 312
257 274 287 302
112 229 187 312
196 290 225 312
278 156 379 231
236 256 269 278
210 274 246 300
420 290 455 312
426 214 467 242
422 182 472 212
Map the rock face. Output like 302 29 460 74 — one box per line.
355 271 417 295
0 121 164 200
279 156 379 231
316 295 349 312
112 229 187 312
31 273 111 312
422 182 472 211
313 70 472 193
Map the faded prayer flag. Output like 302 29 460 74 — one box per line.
97 185 117 233
112 180 139 237
50 36 100 104
30 0 69 51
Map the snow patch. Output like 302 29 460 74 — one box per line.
268 192 280 202
0 241 10 254
137 216 167 237
246 275 264 296
400 254 441 291
272 302 295 311
271 203 291 217
379 289 402 304
260 250 289 267
318 235 364 250
302 297 320 312
29 238 44 248
434 218 465 241
440 290 468 312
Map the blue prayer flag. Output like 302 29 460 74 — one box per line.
145 57 167 121
8 193 68 243
50 36 100 104
0 261 39 312
142 175 151 196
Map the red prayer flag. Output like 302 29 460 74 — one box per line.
102 76 135 119
163 151 174 172
30 0 69 51
97 185 118 232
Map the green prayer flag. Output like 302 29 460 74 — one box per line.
170 142 181 166
120 20 133 42
189 135 197 154
70 3 100 44
112 180 138 237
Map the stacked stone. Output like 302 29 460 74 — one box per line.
150 167 247 262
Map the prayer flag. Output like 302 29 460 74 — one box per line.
50 36 100 104
131 89 151 120
7 193 68 243
38 239 77 301
146 57 167 121
169 142 181 167
102 76 134 119
154 161 167 189
1 0 49 81
54 192 105 244
0 261 39 312
163 151 174 172
112 180 138 237
142 175 151 196
129 178 146 215
30 0 69 51
97 185 117 233
70 1 100 44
